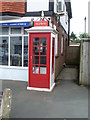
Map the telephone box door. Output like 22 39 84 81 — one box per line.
29 33 50 88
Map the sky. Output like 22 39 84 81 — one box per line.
70 0 89 37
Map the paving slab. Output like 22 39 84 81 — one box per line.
57 67 79 80
1 78 88 118
0 80 2 92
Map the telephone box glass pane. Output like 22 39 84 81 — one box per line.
40 56 46 65
33 38 39 47
40 47 47 55
33 56 39 64
40 66 46 74
33 47 39 55
41 38 47 46
33 65 39 74
32 37 47 75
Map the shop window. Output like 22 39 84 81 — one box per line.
24 36 28 67
61 35 64 55
11 28 21 34
10 37 22 66
0 27 29 67
0 27 9 35
0 37 8 65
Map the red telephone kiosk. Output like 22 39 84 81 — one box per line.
26 19 58 92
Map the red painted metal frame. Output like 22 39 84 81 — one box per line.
28 33 51 89
28 33 31 87
52 38 55 74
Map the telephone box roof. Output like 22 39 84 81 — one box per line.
25 26 58 34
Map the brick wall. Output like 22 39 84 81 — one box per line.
0 1 25 14
51 17 68 78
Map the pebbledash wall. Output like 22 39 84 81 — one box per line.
0 0 72 81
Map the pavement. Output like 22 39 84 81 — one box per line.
0 81 2 92
57 66 79 81
1 67 88 118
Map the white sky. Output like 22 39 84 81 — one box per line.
70 0 89 36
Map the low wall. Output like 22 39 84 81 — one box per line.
66 46 80 65
79 40 89 85
89 42 90 85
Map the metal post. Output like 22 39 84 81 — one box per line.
84 17 86 33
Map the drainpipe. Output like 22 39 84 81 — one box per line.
68 18 70 46
79 40 83 85
84 17 86 34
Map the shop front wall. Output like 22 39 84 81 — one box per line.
0 67 28 81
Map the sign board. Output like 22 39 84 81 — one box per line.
0 22 30 27
34 20 48 27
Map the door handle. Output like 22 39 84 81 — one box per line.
30 56 32 60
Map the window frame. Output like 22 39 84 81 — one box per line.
55 33 58 57
61 35 64 55
24 36 29 67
